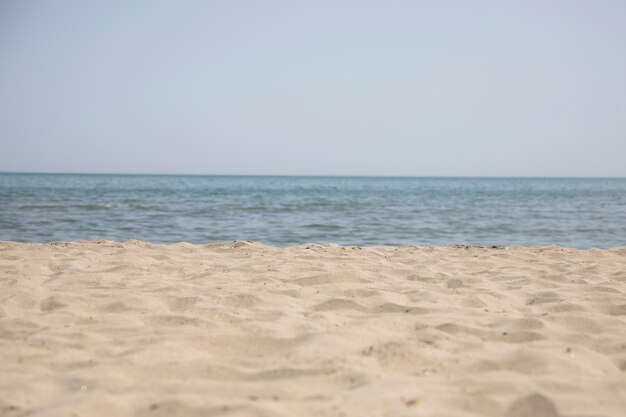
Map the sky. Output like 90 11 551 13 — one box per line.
0 1 625 177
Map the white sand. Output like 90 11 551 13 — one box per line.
1 241 625 417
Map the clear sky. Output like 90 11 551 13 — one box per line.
1 1 625 176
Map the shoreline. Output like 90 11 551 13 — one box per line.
2 239 625 250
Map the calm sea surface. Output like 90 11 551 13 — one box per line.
0 174 624 248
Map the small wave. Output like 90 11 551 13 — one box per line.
302 224 343 231
75 204 118 210
18 203 117 210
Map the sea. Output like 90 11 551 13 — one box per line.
0 173 624 248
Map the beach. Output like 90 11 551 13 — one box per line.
1 240 625 417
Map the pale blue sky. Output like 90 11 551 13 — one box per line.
1 1 625 176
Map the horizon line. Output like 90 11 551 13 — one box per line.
1 171 625 179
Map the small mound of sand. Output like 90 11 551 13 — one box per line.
506 393 559 417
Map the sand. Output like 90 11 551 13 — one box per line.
1 241 625 417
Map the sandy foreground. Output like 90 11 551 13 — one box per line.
0 241 625 417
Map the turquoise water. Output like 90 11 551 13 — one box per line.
0 173 624 247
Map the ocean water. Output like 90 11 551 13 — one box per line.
0 173 624 248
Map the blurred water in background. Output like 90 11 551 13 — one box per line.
0 173 624 247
